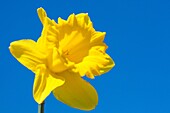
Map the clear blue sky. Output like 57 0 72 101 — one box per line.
1 0 170 113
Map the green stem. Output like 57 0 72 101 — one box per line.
38 101 45 113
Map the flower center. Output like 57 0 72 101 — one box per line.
46 47 75 74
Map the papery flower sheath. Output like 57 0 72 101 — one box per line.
9 7 115 110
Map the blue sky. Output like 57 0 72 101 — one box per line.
1 0 170 113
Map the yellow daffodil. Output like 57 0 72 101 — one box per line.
9 7 115 110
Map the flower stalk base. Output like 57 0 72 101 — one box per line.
38 101 44 113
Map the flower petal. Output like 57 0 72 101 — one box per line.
75 13 93 27
37 7 59 49
53 71 98 111
76 47 115 79
33 64 65 104
37 7 54 26
37 7 47 25
9 39 45 72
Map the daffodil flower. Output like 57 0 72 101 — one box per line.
9 7 115 111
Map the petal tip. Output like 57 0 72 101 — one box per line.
37 7 47 24
9 41 20 55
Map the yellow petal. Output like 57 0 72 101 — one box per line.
67 14 77 26
37 7 47 25
37 8 59 49
9 39 45 72
53 71 98 111
37 25 59 53
76 47 115 79
33 64 65 104
90 31 106 46
37 7 54 26
75 13 93 27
